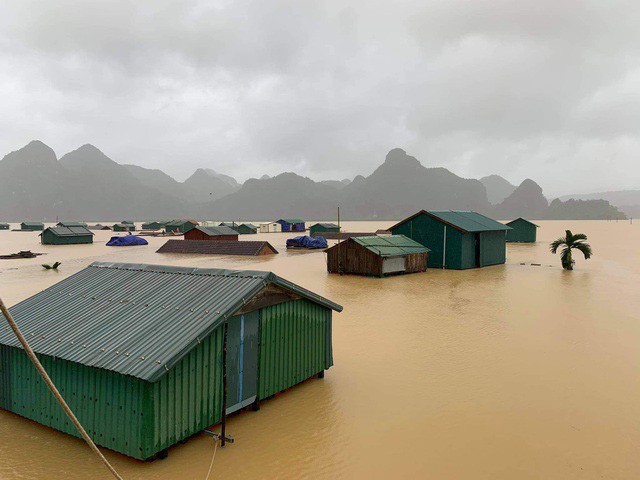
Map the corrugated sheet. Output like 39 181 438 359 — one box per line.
390 210 511 233
157 239 278 256
43 226 94 237
258 299 331 399
351 235 430 257
56 222 88 228
194 226 238 236
1 262 341 382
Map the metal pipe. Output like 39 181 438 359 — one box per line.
442 225 447 269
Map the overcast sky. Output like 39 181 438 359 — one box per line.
1 1 639 196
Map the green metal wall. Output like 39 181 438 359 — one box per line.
0 344 148 458
506 220 536 242
479 230 507 266
258 299 332 399
310 225 339 235
148 327 223 459
41 231 93 245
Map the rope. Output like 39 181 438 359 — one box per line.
0 297 124 480
204 438 219 480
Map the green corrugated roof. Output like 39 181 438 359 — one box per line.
43 226 94 237
1 262 342 383
506 217 539 227
391 211 511 233
278 219 305 224
312 223 339 228
21 222 44 227
56 221 87 228
195 226 238 236
241 223 258 229
351 235 430 257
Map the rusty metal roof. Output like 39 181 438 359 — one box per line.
1 262 341 382
157 239 277 256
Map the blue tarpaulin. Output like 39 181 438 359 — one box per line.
106 235 149 246
286 235 327 249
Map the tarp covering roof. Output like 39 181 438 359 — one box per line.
193 226 238 236
42 226 94 237
351 235 430 257
1 262 341 382
157 239 277 256
391 210 511 233
106 235 149 246
506 217 539 227
286 236 328 249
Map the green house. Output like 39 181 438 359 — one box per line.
390 210 511 269
20 222 44 231
0 223 9 230
141 221 163 230
40 226 94 245
56 221 87 228
112 223 134 232
505 218 538 243
0 262 342 460
310 223 340 236
165 219 199 234
236 223 258 235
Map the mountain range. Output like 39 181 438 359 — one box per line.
0 140 627 221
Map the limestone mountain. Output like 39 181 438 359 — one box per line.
123 164 185 198
494 179 549 219
546 198 625 220
182 168 240 202
480 175 517 204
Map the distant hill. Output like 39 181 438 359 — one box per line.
557 190 640 205
480 175 517 204
0 141 627 221
494 179 549 219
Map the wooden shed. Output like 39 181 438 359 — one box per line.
157 240 278 256
276 219 306 232
310 223 340 236
236 223 258 235
40 226 94 245
0 262 341 460
259 222 282 233
505 218 538 243
390 210 511 269
184 226 239 241
0 223 9 230
326 235 430 277
20 222 44 231
165 219 199 234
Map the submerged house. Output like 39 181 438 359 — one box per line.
505 218 538 243
40 226 94 245
20 222 44 231
56 221 87 228
158 240 278 256
389 210 511 269
276 219 305 232
112 223 135 232
165 219 199 234
219 222 239 231
310 223 340 236
0 223 9 230
184 226 239 241
0 262 342 460
236 223 258 235
259 222 282 233
326 235 429 277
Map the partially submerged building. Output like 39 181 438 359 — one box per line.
0 262 341 460
236 223 258 235
56 221 87 228
0 223 9 230
158 240 278 256
389 210 511 269
40 226 94 245
184 226 239 241
113 223 135 232
276 219 305 232
259 222 282 233
326 235 429 277
165 219 199 234
141 221 164 231
20 222 44 231
309 223 340 236
505 218 538 243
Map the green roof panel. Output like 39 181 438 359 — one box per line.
351 234 430 257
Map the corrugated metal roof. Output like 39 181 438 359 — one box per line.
1 262 341 382
43 226 94 237
351 235 430 257
390 211 511 233
506 217 539 227
21 222 44 227
194 226 238 236
157 239 277 255
278 219 305 224
56 221 87 227
241 223 258 229
312 223 339 228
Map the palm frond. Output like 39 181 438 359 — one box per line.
572 242 592 259
571 233 588 242
550 237 566 253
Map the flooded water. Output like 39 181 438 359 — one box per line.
1 220 639 479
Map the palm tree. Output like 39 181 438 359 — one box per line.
550 230 592 270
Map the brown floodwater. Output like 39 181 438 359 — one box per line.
0 220 639 479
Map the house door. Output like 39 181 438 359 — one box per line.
474 233 481 267
226 310 260 414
